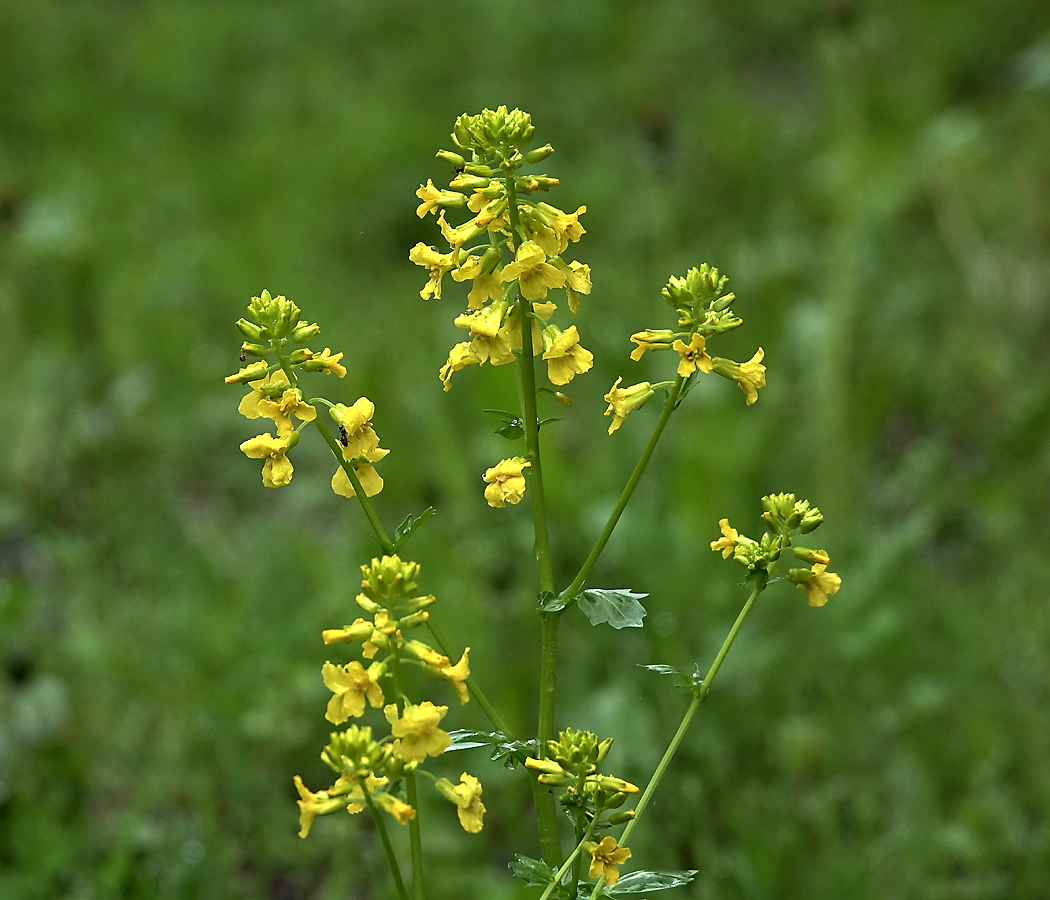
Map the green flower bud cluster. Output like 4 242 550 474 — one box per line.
761 492 824 535
661 264 743 334
451 106 536 158
548 728 614 777
237 290 319 344
322 725 393 780
360 555 421 603
525 729 639 812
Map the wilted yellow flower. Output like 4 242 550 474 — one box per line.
542 325 594 385
713 348 766 405
384 701 452 761
436 773 486 833
710 518 739 559
322 660 385 724
672 333 713 378
293 775 347 839
240 432 297 488
409 243 456 300
483 457 531 508
584 835 632 886
500 241 566 302
439 342 481 391
603 378 655 434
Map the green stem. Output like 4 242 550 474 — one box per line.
424 619 516 738
362 788 410 900
405 774 425 900
506 163 563 866
587 583 763 899
540 814 600 900
312 415 395 554
562 375 686 603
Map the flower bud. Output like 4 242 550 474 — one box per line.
524 143 554 163
607 810 636 825
240 341 269 357
224 361 269 384
289 348 314 364
291 322 320 342
236 318 266 341
436 149 466 168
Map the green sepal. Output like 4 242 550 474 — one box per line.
576 589 648 629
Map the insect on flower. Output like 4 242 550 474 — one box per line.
338 424 349 447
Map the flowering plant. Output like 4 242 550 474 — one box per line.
224 107 840 898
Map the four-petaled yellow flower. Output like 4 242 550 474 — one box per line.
343 772 388 815
563 260 592 313
710 518 739 558
543 325 594 385
451 255 504 309
584 835 632 886
332 446 389 499
409 243 456 300
445 648 471 705
374 792 417 825
322 660 385 724
483 457 531 508
537 203 587 253
672 333 713 378
309 348 347 378
331 398 381 457
415 179 463 218
500 241 566 302
240 432 298 487
603 378 655 434
795 563 842 607
384 701 452 761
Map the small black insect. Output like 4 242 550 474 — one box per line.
338 424 349 447
239 353 247 362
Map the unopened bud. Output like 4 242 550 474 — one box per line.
224 361 269 384
436 150 466 168
524 143 554 164
236 318 266 341
291 322 320 342
240 341 269 357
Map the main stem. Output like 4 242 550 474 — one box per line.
561 375 685 603
363 789 410 900
505 165 563 865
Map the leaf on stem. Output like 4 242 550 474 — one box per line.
538 590 569 613
605 870 699 894
392 507 436 550
509 854 558 888
445 729 539 769
640 663 704 691
576 589 648 629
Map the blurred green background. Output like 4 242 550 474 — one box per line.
3 1 1050 897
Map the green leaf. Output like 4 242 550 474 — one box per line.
391 507 435 550
509 854 556 888
496 418 526 439
538 590 570 613
605 870 698 894
640 663 704 690
444 729 539 768
576 589 648 629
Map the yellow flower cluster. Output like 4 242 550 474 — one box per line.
294 556 484 838
410 113 594 393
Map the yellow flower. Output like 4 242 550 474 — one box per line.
240 432 298 488
439 342 481 391
322 660 385 724
237 370 290 420
451 254 504 309
710 518 739 558
373 792 417 825
409 243 456 300
384 701 452 762
537 203 587 254
343 773 388 815
483 457 531 508
499 241 566 302
794 564 842 607
253 388 315 436
500 301 556 358
331 398 380 458
331 447 389 499
293 775 347 839
445 648 471 705
415 179 464 218
672 333 713 378
603 378 655 434
542 325 594 386
454 302 506 339
306 348 347 378
564 260 592 314
584 835 632 886
437 773 486 833
629 329 675 361
713 348 766 405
